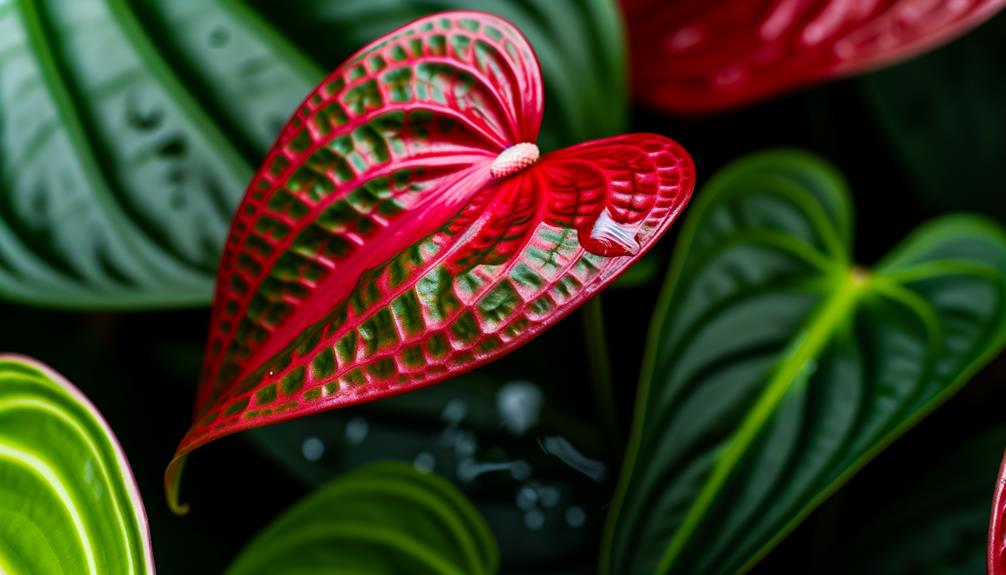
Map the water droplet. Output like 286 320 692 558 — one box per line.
442 399 467 424
414 451 436 473
497 380 544 435
301 437 325 462
457 458 477 481
516 486 538 510
454 430 477 457
511 460 532 481
539 486 560 509
524 509 545 530
565 505 586 528
344 416 368 446
540 436 607 482
587 210 641 256
458 459 523 482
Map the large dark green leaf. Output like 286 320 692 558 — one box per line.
862 11 1006 220
601 150 1006 574
0 0 625 308
225 461 497 575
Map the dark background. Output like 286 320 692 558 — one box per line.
2 9 1004 575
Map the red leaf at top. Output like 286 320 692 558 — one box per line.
166 11 694 511
624 0 1006 114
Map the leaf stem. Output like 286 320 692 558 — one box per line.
581 296 622 449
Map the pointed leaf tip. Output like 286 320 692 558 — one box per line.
174 11 695 494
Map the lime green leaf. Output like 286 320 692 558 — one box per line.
0 0 624 309
601 150 1006 575
225 461 497 575
0 355 152 574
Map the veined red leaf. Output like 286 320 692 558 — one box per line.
623 0 1006 114
167 10 695 512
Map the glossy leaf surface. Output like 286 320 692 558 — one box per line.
168 11 693 510
622 0 1006 114
225 461 497 575
0 0 625 309
0 0 312 308
601 151 1006 574
0 355 153 574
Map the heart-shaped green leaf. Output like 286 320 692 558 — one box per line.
225 460 497 575
0 0 625 309
0 355 152 573
601 150 1006 575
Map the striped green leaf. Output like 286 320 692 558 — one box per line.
225 461 497 575
0 355 153 574
601 150 1006 574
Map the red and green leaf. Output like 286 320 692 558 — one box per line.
167 11 695 511
623 0 1006 114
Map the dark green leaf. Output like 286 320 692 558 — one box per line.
602 150 1006 575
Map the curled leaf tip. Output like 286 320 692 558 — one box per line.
165 455 190 516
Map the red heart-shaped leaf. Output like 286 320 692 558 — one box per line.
624 0 1006 113
167 11 694 511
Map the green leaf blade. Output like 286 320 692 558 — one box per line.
225 461 497 575
602 150 1006 575
0 355 152 574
